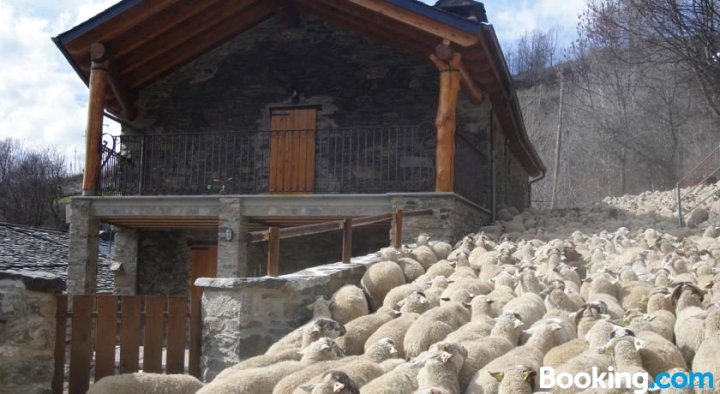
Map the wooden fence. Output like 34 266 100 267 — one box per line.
248 208 434 276
53 294 201 394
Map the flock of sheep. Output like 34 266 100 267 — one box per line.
88 184 720 394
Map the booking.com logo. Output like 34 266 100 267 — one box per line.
539 366 714 393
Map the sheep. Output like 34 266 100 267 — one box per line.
485 285 516 317
465 320 563 394
359 348 448 394
397 257 426 282
362 261 406 311
635 330 688 377
599 333 651 386
397 291 431 315
274 338 399 394
262 296 335 355
425 260 456 280
488 365 536 394
300 370 360 394
501 292 546 327
416 342 468 394
203 338 343 393
364 313 419 358
411 234 439 269
404 302 471 358
691 305 720 393
534 321 618 394
430 241 453 260
300 339 399 392
87 373 203 394
331 285 370 325
672 282 707 364
337 307 399 356
265 318 346 356
383 282 429 309
457 312 524 391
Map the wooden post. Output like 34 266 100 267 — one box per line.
393 209 403 249
82 43 109 196
267 227 280 276
431 43 462 193
342 218 352 263
52 295 68 394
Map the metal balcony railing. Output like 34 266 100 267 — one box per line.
99 125 437 196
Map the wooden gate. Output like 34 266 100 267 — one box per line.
53 294 201 394
269 107 317 193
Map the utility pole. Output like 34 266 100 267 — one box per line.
550 70 564 209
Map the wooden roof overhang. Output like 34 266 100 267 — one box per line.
53 0 545 177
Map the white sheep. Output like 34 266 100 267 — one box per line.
336 307 399 355
265 317 346 356
202 338 343 393
87 373 203 394
692 305 720 393
273 338 398 394
331 285 370 325
404 302 470 358
362 261 406 311
299 370 360 394
488 365 535 394
416 342 468 394
364 313 419 358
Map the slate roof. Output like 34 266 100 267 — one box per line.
0 222 114 292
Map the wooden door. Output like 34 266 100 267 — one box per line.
269 108 317 193
190 245 217 301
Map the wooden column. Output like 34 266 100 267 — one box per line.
431 44 462 192
82 42 109 196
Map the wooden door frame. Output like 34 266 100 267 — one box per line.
268 106 318 193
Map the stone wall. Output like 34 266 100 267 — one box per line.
196 255 375 381
137 230 192 296
389 193 491 244
0 270 64 394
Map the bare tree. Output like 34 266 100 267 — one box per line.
0 140 67 227
584 0 720 119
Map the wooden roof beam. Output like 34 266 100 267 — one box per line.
433 42 486 105
297 0 433 57
124 3 274 89
118 0 261 76
65 0 182 56
106 63 137 121
346 0 479 47
108 0 226 59
270 0 300 27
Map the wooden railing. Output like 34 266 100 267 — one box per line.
53 295 201 394
249 209 434 276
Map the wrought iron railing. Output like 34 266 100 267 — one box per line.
99 125 436 196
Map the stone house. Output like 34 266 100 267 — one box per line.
53 0 545 296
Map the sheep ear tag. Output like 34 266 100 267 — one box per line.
523 370 537 382
320 344 331 351
489 371 504 382
333 382 345 393
513 319 523 328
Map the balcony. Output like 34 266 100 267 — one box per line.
100 124 489 209
101 125 434 194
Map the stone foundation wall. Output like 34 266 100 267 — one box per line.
390 193 491 244
196 256 375 381
137 230 192 295
0 270 64 394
